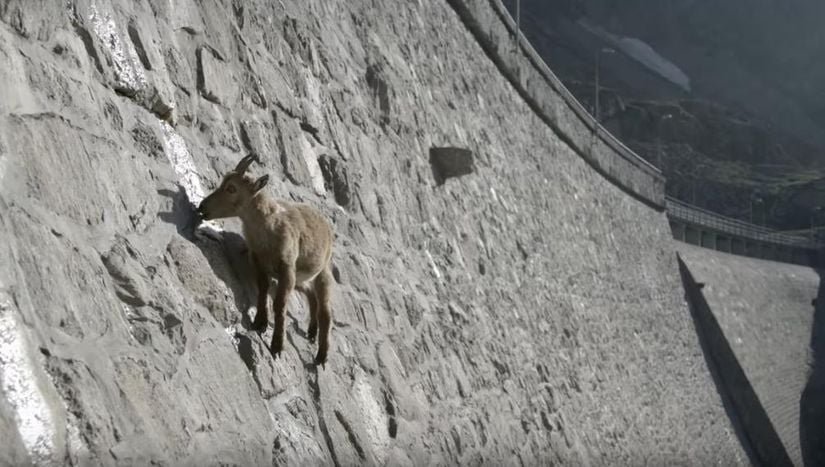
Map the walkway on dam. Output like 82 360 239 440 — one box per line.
668 197 823 267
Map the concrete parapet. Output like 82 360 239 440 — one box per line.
685 225 700 245
445 0 665 209
701 230 716 249
669 218 820 267
717 235 731 253
731 238 745 255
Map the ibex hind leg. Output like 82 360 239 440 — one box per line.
313 267 333 366
270 265 295 358
296 284 319 342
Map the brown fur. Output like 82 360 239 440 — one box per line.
198 154 334 365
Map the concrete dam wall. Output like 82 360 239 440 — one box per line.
678 244 821 466
0 0 747 465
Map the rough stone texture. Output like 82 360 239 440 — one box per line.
0 0 744 465
197 45 236 106
678 243 818 466
0 394 31 466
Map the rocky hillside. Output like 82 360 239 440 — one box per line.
510 0 825 229
0 0 744 465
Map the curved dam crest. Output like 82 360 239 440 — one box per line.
0 0 769 464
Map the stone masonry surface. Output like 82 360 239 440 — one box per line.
0 0 744 465
679 243 818 466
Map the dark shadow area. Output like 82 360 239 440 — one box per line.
801 268 825 466
677 255 793 467
288 310 311 341
157 186 199 238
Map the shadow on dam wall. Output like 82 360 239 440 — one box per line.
677 255 793 467
801 269 825 467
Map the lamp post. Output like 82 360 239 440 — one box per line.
656 113 673 169
594 47 616 124
690 163 707 204
749 194 763 225
810 206 824 241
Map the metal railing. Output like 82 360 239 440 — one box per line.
666 196 823 250
493 0 662 176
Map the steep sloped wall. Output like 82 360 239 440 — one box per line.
678 243 819 466
0 0 744 465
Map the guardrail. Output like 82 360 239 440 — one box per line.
666 196 823 250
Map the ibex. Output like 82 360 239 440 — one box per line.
197 154 334 365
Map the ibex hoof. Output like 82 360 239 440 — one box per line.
307 325 318 342
314 351 327 367
250 320 267 332
270 339 284 357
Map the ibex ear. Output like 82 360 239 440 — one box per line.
234 153 259 174
253 174 269 193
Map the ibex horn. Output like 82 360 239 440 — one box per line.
234 153 259 174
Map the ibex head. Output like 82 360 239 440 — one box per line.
197 154 270 220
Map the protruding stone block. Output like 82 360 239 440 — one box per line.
429 147 475 185
197 46 236 105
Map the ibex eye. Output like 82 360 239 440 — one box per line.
226 185 237 194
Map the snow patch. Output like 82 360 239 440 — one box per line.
617 38 691 92
0 288 56 465
579 19 691 92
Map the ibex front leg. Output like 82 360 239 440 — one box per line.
271 262 295 357
251 255 269 332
